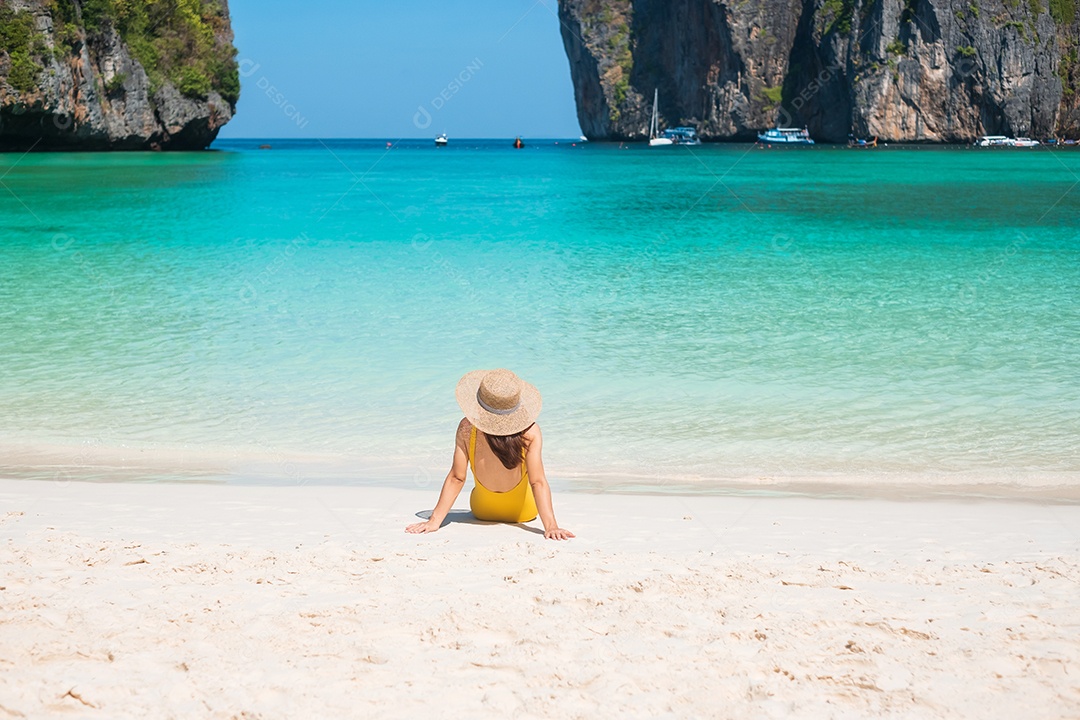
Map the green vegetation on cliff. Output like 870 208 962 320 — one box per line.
67 0 237 102
820 0 856 34
1 0 238 104
0 6 51 93
1049 0 1076 23
609 19 632 108
1061 44 1078 96
578 0 633 122
758 83 783 110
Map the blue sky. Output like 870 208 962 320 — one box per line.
218 0 582 139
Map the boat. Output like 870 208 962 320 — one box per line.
435 133 448 147
513 137 524 149
976 135 1040 147
757 127 814 144
661 126 701 145
847 135 877 148
648 89 673 146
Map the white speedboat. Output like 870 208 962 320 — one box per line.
757 127 814 144
1013 137 1040 147
435 133 448 146
648 89 673 146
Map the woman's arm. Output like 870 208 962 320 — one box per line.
405 420 470 534
524 425 575 541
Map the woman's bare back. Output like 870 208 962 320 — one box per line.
459 418 525 492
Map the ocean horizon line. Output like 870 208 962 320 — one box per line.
215 136 585 142
212 135 1077 142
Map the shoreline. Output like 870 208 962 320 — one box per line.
4 436 1078 503
3 452 1079 505
2 478 1078 717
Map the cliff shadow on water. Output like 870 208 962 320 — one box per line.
0 0 239 151
558 0 1080 141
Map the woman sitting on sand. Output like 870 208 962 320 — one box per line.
406 369 574 540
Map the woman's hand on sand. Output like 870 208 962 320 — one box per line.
405 520 440 534
544 527 575 541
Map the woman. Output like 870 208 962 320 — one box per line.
405 369 574 540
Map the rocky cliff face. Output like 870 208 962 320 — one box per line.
559 0 1080 141
0 0 238 150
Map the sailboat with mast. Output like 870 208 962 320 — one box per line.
648 89 673 146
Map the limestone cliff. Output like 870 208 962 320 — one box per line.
0 0 238 150
558 0 1080 141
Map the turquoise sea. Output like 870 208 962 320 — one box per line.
1 139 1078 496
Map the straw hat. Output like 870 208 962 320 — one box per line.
456 369 542 436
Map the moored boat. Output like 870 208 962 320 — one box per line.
757 127 814 144
648 89 673 146
662 126 701 145
976 135 1041 147
435 133 448 146
513 137 524 149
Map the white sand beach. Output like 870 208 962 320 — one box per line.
1 478 1078 718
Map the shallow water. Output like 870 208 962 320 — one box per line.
1 139 1078 494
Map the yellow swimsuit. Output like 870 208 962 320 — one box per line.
468 426 538 523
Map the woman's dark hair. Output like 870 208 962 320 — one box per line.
484 425 533 469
